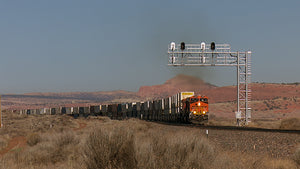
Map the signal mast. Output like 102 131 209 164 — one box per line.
168 42 252 125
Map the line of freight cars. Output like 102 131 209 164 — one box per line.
20 102 188 123
19 92 208 123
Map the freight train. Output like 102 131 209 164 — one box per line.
20 92 209 124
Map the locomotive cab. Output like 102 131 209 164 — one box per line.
183 95 209 123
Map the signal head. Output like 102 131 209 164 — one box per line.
170 42 176 51
180 42 185 50
201 42 205 50
211 42 215 50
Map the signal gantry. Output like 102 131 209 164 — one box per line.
168 42 252 125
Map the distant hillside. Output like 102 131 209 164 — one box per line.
201 83 300 103
137 74 216 100
2 90 140 110
21 90 138 102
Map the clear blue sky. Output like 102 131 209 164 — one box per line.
0 0 299 94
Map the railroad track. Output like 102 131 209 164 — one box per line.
156 121 300 134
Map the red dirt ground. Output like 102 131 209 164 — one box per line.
0 136 27 157
73 121 87 131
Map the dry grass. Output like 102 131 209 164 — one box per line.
0 111 77 139
211 151 298 169
26 133 41 146
82 119 216 169
280 118 300 130
0 138 7 151
1 130 81 169
209 116 300 130
248 119 282 129
0 113 299 169
294 146 300 166
84 125 136 169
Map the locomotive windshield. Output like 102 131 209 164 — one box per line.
200 98 208 103
190 98 199 103
190 97 208 103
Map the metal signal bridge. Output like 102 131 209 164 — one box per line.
168 42 252 125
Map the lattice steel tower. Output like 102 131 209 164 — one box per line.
167 42 252 125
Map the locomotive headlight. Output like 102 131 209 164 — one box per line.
198 103 201 106
193 111 196 114
203 111 206 114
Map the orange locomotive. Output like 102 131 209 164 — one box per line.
182 95 209 123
